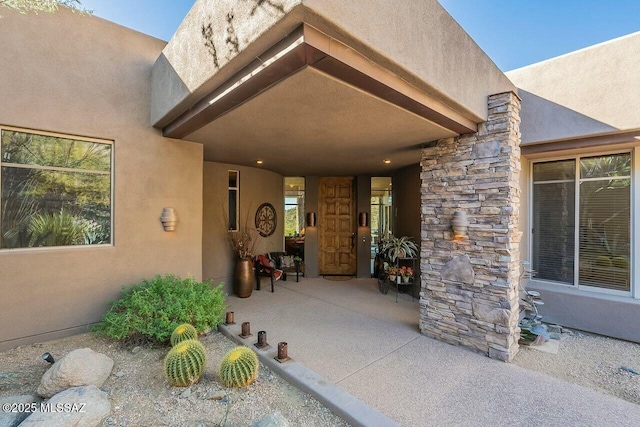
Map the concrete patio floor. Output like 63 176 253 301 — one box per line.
227 277 640 426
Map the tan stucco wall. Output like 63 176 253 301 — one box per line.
0 10 203 350
506 31 640 144
203 162 284 295
151 0 515 127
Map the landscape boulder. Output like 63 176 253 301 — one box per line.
0 395 41 427
37 348 114 398
20 385 110 427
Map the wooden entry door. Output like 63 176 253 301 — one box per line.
319 177 356 275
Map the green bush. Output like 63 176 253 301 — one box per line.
92 275 226 344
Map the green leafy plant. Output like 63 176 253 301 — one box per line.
170 323 198 347
92 275 226 345
219 346 259 388
381 236 419 262
164 339 206 387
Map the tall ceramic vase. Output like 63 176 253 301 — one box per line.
234 258 253 298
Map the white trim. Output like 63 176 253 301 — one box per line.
634 148 640 299
573 158 580 288
0 125 114 251
532 179 574 185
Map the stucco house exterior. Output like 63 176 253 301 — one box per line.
1 1 638 363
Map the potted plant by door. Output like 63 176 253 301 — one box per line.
382 236 419 262
227 220 260 298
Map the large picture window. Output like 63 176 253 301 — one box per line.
532 153 631 293
0 127 112 249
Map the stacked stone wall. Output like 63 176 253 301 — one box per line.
419 92 522 362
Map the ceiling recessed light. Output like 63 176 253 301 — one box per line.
383 159 391 164
256 160 264 165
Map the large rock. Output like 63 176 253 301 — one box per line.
253 411 289 427
0 395 41 427
441 255 475 285
37 348 114 398
20 386 110 427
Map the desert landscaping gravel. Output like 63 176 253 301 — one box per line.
3 327 640 426
514 329 640 405
0 331 349 427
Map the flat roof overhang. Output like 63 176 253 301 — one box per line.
164 25 477 140
161 25 486 175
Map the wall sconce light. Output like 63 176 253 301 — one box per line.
359 212 368 227
451 210 469 239
161 207 178 231
306 212 316 227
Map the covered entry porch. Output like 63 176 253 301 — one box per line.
155 0 523 361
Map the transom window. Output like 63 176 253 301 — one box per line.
0 127 113 249
532 152 631 293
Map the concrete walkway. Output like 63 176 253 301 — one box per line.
228 278 640 426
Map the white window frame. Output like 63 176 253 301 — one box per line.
0 125 114 252
529 148 635 298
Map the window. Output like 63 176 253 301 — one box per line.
0 127 112 249
532 153 631 293
284 177 304 237
228 170 239 231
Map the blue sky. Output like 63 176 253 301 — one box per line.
81 0 640 71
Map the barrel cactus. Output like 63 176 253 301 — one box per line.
170 323 198 347
164 339 206 387
219 346 259 388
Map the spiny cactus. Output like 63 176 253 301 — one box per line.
164 339 206 387
219 346 259 388
170 323 198 347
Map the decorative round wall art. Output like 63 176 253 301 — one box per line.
255 203 277 237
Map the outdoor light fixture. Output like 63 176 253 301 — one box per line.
306 212 316 227
41 352 55 364
359 212 368 227
451 210 469 239
256 160 264 165
160 208 178 231
383 159 391 164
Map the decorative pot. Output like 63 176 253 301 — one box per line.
234 258 253 298
388 275 396 282
402 275 411 283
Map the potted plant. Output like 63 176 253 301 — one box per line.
226 214 260 298
381 236 419 262
386 265 399 282
399 266 414 283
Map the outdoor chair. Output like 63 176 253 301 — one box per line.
270 252 303 282
254 254 282 292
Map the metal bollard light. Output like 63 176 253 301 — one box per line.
225 311 235 325
275 341 291 363
240 321 253 338
254 330 269 349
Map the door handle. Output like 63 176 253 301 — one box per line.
350 233 356 250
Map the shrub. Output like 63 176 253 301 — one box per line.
92 275 226 344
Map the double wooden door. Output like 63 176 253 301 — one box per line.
319 177 356 275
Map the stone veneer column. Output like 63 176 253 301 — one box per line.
419 92 522 362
